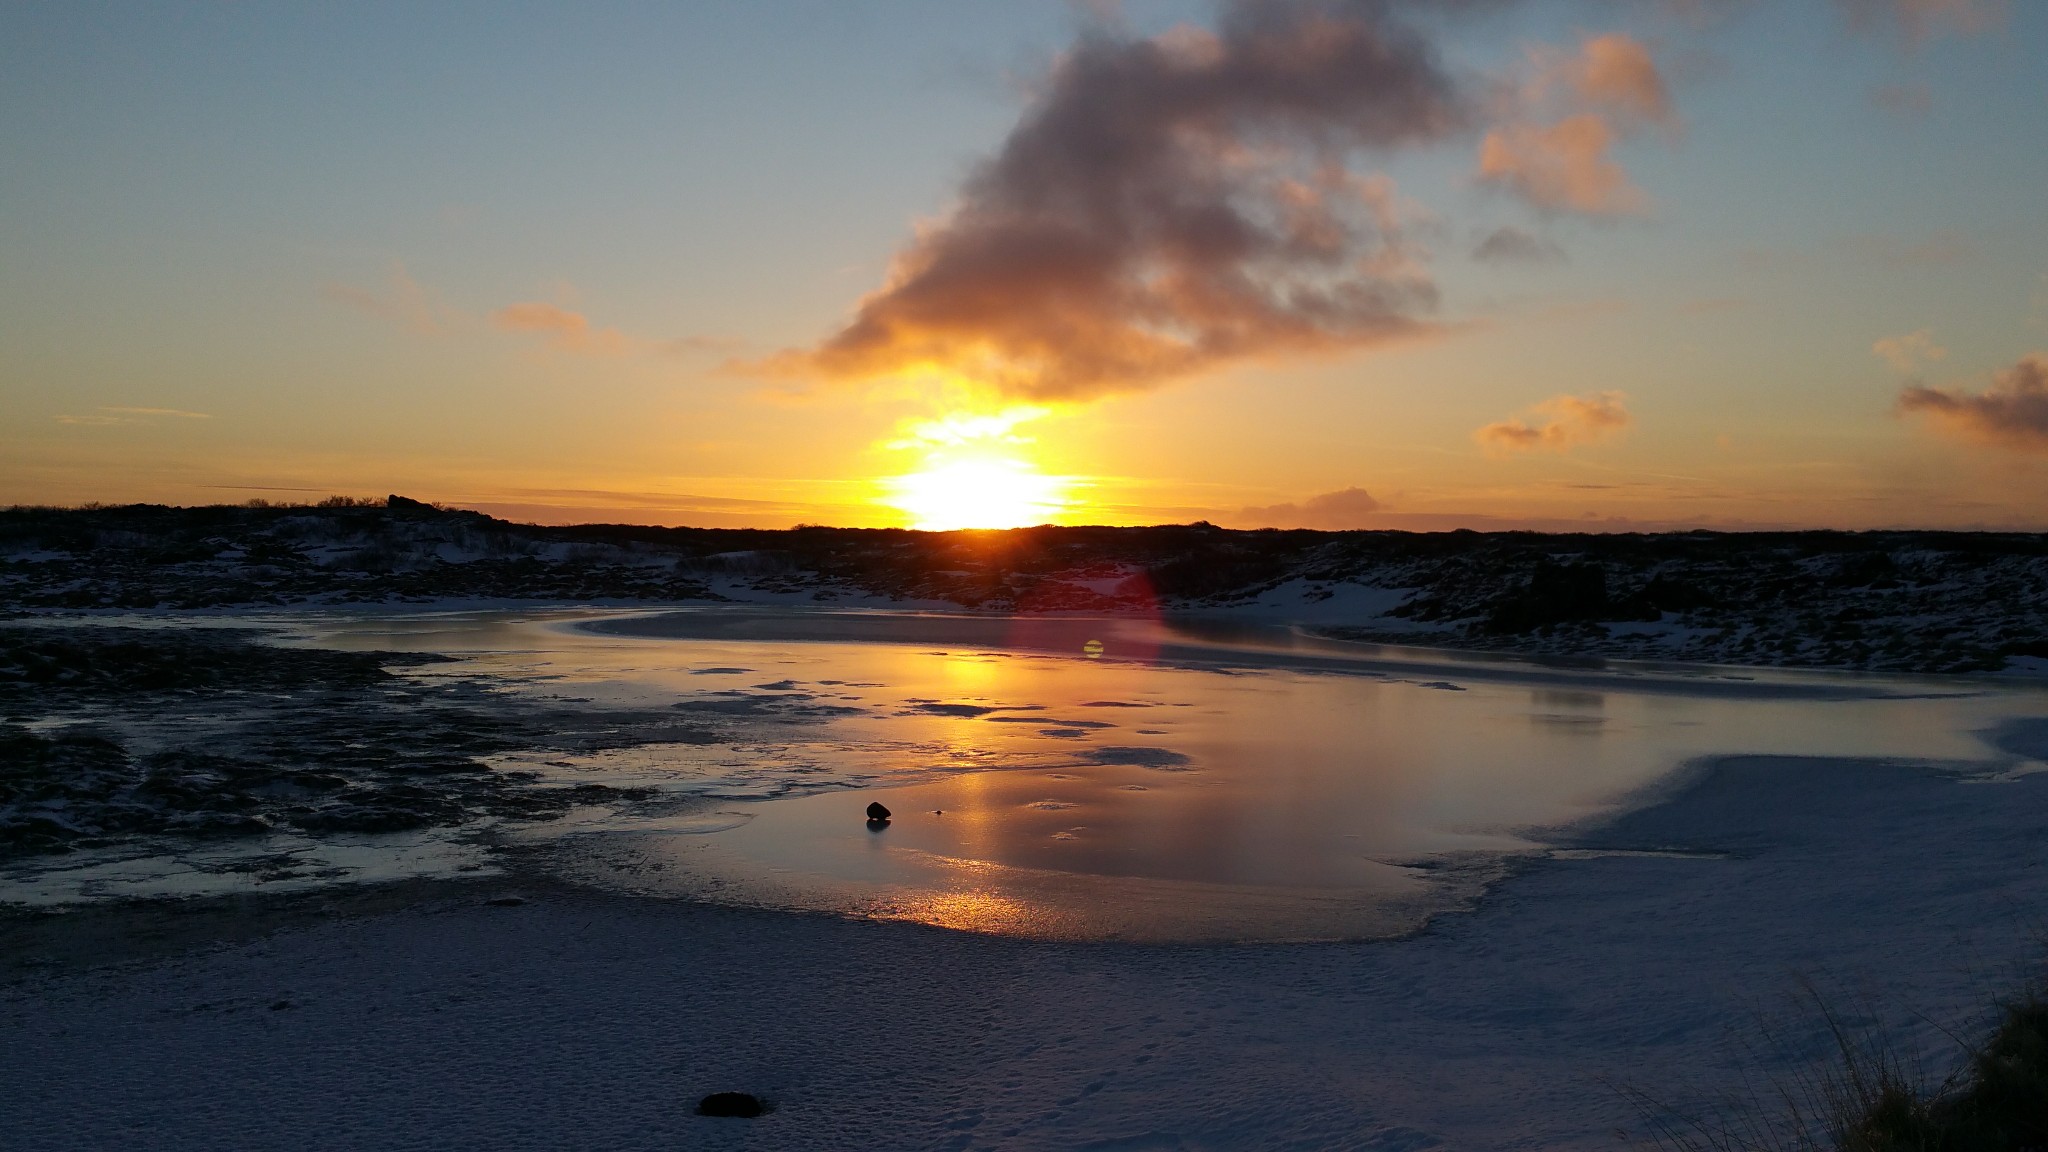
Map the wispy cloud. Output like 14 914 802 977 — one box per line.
1836 0 2008 45
492 302 637 357
1872 327 1946 372
322 261 456 336
1897 353 2048 452
1472 225 1566 265
1869 80 1932 120
55 406 213 426
1476 391 1632 455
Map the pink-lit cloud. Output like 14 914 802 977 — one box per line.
492 302 637 357
1477 34 1677 217
1872 328 1946 372
1897 353 2048 452
1476 391 1632 455
1479 115 1648 216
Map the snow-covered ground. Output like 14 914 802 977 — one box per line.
6 747 2045 1150
2 605 2046 1149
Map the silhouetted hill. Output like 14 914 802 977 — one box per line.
4 497 2045 674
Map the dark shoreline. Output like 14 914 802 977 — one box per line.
5 497 2046 674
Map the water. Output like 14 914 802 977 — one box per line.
12 607 2044 941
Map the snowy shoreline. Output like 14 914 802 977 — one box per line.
7 748 2046 1149
4 601 2047 1148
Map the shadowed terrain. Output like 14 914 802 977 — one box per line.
4 497 2046 674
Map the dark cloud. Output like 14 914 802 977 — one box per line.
1472 225 1566 264
1238 487 1383 529
758 0 1467 402
1897 354 2048 452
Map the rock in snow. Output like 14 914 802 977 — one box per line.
696 1092 766 1118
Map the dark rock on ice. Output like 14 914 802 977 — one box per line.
696 1091 766 1118
865 801 891 823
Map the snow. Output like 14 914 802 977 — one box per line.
6 751 2045 1150
1198 579 1420 627
6 604 2048 1149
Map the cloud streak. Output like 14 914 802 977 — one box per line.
55 406 213 427
492 302 637 356
1238 486 1383 530
1897 353 2048 452
1836 0 2008 45
1476 391 1631 455
756 0 1469 403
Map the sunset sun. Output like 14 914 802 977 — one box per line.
887 454 1069 531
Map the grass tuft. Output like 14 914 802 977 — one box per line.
1626 975 2048 1152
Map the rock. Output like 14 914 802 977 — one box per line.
865 801 891 822
696 1092 766 1118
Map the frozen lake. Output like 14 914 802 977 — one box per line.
215 606 2044 943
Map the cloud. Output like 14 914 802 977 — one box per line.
1475 391 1632 455
492 302 637 356
1897 353 2048 452
1238 486 1383 529
322 262 454 336
1479 115 1647 216
1872 328 1946 372
1836 0 2008 44
1869 80 1932 120
753 1 1467 404
55 406 213 426
1477 34 1677 217
1472 225 1566 264
1551 33 1677 129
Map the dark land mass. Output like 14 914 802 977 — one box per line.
4 496 2046 674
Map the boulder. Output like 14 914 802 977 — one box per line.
696 1092 766 1118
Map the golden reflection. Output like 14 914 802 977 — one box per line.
886 887 1040 934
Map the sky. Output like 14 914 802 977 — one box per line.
3 0 2045 531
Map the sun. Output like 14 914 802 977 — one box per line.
887 455 1069 531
